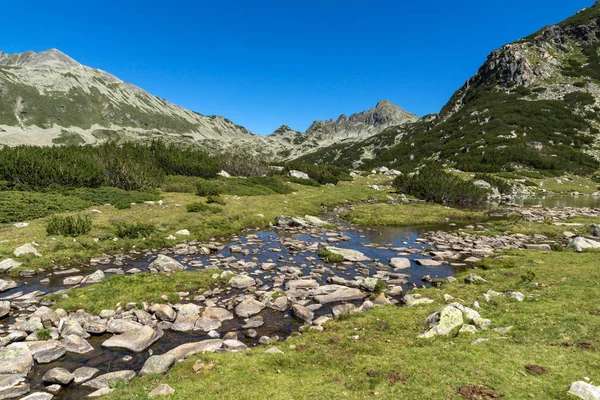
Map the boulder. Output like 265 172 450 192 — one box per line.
0 258 22 273
0 279 17 292
60 335 94 354
73 367 99 384
102 326 163 353
288 170 310 180
82 370 136 390
28 340 66 364
171 304 200 332
418 304 464 339
390 258 411 270
325 246 370 262
14 243 41 258
149 384 175 397
291 304 314 322
106 319 143 334
314 288 367 304
591 224 600 237
0 343 34 376
139 354 176 376
415 259 442 267
223 339 248 351
165 339 223 361
568 381 600 400
20 393 54 400
0 301 10 319
235 299 265 318
568 237 600 252
82 270 105 284
0 376 30 399
150 304 176 322
304 215 328 227
149 255 184 272
43 367 74 385
228 275 256 289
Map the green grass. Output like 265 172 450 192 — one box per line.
105 248 600 399
342 203 484 226
318 248 345 264
50 270 223 314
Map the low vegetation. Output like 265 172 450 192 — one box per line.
114 222 156 239
318 248 345 264
46 214 92 237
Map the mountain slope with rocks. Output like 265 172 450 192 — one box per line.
0 49 259 149
303 3 600 176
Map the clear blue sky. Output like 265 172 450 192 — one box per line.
1 0 592 134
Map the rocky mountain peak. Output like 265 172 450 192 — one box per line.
0 48 81 70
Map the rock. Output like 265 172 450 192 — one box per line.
415 259 442 267
265 347 284 354
373 292 392 306
288 170 310 180
0 258 22 273
268 296 288 311
390 258 411 270
332 303 355 318
43 368 74 385
402 294 435 307
194 317 221 332
150 304 176 322
464 274 487 284
87 388 114 397
14 243 41 258
60 335 94 354
291 304 314 322
0 343 33 376
107 319 142 334
304 215 328 227
325 246 370 262
591 224 600 237
275 216 306 227
60 320 90 338
419 304 464 339
63 276 84 285
525 244 551 251
0 376 30 399
314 287 368 304
568 381 600 400
166 339 223 361
228 275 256 289
22 317 43 333
102 326 163 353
73 367 99 384
505 291 525 302
459 325 479 335
82 270 105 284
139 354 176 376
82 370 136 390
171 304 201 332
148 384 175 397
360 277 380 292
149 255 184 272
0 279 17 292
223 339 248 351
568 237 600 252
20 393 54 400
175 229 190 236
29 340 66 363
235 299 265 318
0 301 10 318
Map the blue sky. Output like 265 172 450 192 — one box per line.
1 0 592 134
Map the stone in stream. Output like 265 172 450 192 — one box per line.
88 388 114 397
13 243 41 258
0 279 17 292
314 287 367 304
203 307 234 322
0 301 10 318
60 335 94 354
325 246 370 262
82 270 105 284
20 393 54 400
291 304 314 322
63 276 84 285
102 326 163 353
165 339 223 361
43 367 74 385
228 275 256 289
235 299 265 318
390 257 411 270
21 317 44 333
0 331 27 346
332 303 355 318
28 340 66 364
150 304 176 322
223 339 248 351
171 304 201 332
139 354 177 376
267 295 289 312
415 259 442 267
0 258 22 273
0 375 30 399
0 343 34 376
82 370 136 390
106 319 143 334
360 277 381 292
148 255 185 273
73 367 99 384
149 384 175 397
59 320 90 338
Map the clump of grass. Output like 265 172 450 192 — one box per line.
318 248 345 264
187 202 222 213
46 214 92 237
114 222 155 239
521 270 536 283
196 181 224 197
206 195 226 205
36 328 52 340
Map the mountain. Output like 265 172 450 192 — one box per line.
0 49 257 148
265 100 418 159
303 3 600 175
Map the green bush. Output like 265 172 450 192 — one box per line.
187 202 222 213
285 162 351 185
318 248 345 264
114 222 155 239
46 214 92 237
206 195 226 205
0 191 93 224
195 180 224 197
473 173 514 194
393 165 489 205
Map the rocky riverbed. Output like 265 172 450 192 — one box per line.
0 209 598 399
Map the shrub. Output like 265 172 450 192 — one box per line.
473 173 514 194
288 177 321 187
46 215 92 237
206 195 226 205
0 192 92 224
521 270 536 283
285 162 351 185
187 202 222 213
196 180 224 197
36 328 52 341
114 222 155 239
393 165 489 204
318 248 345 264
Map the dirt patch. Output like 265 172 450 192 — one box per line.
525 364 549 375
386 371 407 386
553 341 594 350
458 385 503 399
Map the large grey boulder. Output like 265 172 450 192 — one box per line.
291 304 314 322
0 301 10 318
82 370 136 390
60 335 94 354
149 384 175 397
166 339 223 361
150 304 176 322
0 375 30 399
288 170 310 180
73 367 99 384
20 393 54 400
139 354 176 376
235 299 265 318
82 270 105 284
0 279 17 292
418 304 464 339
14 243 41 258
0 343 34 376
568 237 600 252
0 258 22 273
228 275 256 289
390 258 411 270
43 367 74 385
102 326 163 352
106 319 143 334
28 340 66 363
149 255 184 273
171 304 201 332
325 246 370 262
